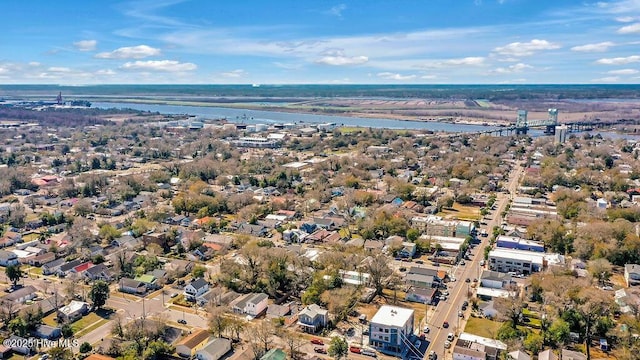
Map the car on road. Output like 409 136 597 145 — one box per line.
465 278 470 283
178 319 187 324
429 351 437 360
423 326 430 333
314 347 327 354
443 321 449 328
361 348 377 357
311 338 324 345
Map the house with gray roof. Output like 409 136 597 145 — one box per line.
195 338 232 360
231 293 268 317
297 304 328 333
42 257 66 275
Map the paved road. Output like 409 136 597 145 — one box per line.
424 161 523 360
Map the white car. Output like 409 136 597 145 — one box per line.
423 326 430 333
444 340 451 349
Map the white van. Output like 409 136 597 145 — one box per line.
361 349 377 357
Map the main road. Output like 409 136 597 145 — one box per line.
424 161 523 360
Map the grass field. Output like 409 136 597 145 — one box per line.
464 317 502 339
438 203 481 221
42 312 58 326
22 233 40 242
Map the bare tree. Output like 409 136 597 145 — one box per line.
280 329 307 360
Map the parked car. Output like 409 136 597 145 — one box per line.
311 338 324 345
462 300 469 307
447 333 455 341
423 326 430 333
350 346 362 354
465 278 471 283
429 351 437 360
444 340 451 349
415 260 424 264
178 319 187 324
361 348 377 357
314 347 327 354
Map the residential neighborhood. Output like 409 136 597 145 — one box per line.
0 97 639 360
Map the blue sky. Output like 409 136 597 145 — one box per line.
1 0 640 84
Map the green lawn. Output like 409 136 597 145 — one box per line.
70 312 103 333
22 233 40 242
29 267 43 275
42 312 58 326
74 318 110 338
464 317 503 339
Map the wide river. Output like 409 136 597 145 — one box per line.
93 102 498 133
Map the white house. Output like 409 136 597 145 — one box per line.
184 278 209 301
57 301 89 323
231 293 268 317
0 250 19 267
368 305 414 357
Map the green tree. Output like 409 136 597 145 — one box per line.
99 224 121 241
142 340 175 360
406 228 420 242
6 264 22 287
328 336 348 360
79 342 93 353
89 280 110 309
7 317 28 337
524 332 544 354
192 265 207 279
48 346 73 360
61 323 74 338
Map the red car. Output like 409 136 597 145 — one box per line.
350 346 362 354
314 347 327 354
311 338 324 345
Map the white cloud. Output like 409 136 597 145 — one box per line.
73 40 97 51
595 55 640 65
120 60 197 72
28 62 41 67
421 57 485 68
591 76 620 82
326 4 347 17
491 63 532 74
95 45 161 59
377 72 416 80
493 39 560 57
315 50 368 66
618 23 640 34
96 69 117 76
47 67 72 73
607 68 638 75
220 69 247 78
570 41 614 52
616 16 635 22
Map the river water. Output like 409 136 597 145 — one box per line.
93 102 498 132
93 101 640 139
